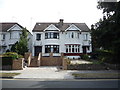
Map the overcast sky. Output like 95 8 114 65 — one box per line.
0 0 103 33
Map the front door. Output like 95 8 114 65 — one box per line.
34 46 42 56
82 46 87 54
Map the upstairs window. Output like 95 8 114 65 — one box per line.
45 32 59 39
2 34 5 40
84 34 88 40
1 34 5 40
78 33 80 38
36 34 41 40
71 32 74 38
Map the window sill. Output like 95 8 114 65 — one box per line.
45 38 59 39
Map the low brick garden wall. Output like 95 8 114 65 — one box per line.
41 57 62 66
67 64 107 70
1 57 24 70
12 58 24 70
67 63 120 70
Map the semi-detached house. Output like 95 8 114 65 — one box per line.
0 23 32 54
32 19 92 59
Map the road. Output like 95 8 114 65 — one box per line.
1 79 119 89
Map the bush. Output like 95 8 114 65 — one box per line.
92 49 113 63
3 52 23 60
81 54 90 60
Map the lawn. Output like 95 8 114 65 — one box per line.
0 73 21 78
72 73 120 78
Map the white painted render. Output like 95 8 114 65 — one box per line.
32 24 92 56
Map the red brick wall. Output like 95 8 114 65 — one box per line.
12 58 24 70
41 57 62 66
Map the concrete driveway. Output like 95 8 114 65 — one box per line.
12 67 74 79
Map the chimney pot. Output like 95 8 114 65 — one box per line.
59 19 64 27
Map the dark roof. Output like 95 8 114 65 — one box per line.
0 23 23 32
33 22 90 32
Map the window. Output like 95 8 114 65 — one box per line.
84 34 88 40
36 34 41 40
75 45 78 52
66 45 80 53
45 32 59 39
78 45 80 52
72 45 74 52
69 45 71 52
45 45 59 53
78 33 79 38
2 34 5 40
71 32 74 38
66 45 68 52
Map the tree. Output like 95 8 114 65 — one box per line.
11 28 29 55
91 1 120 63
11 41 18 52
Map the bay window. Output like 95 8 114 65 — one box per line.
66 44 80 53
45 45 59 53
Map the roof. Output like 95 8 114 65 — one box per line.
32 22 90 32
0 23 23 32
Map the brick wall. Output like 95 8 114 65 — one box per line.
67 64 107 70
24 52 32 66
41 53 63 66
62 58 68 70
12 58 24 70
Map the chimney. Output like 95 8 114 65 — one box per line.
59 19 64 27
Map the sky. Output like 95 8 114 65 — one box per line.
0 0 103 33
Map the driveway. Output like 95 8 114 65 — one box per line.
11 67 74 79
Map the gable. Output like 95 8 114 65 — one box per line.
65 24 81 31
7 24 23 31
44 24 60 31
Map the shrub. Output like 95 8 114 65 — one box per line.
3 52 23 60
18 55 23 58
81 54 90 60
92 49 113 63
66 59 71 65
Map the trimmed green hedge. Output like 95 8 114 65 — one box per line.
3 52 23 60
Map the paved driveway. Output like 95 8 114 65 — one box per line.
12 67 74 79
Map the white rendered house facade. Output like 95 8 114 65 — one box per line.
32 19 92 58
0 23 32 54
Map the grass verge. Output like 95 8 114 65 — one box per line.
72 73 120 78
0 73 21 78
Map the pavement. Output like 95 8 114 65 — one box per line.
1 66 119 80
1 66 74 79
